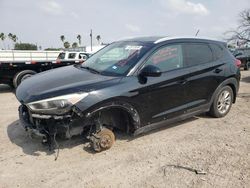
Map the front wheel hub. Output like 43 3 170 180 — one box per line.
90 128 115 152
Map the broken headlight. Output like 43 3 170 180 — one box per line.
27 93 88 115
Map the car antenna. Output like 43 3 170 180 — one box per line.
195 29 200 37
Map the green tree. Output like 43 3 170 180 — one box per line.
96 35 101 45
64 41 70 48
14 43 37 50
0 32 6 49
8 33 13 40
12 35 18 42
8 33 18 49
77 34 81 46
72 42 78 48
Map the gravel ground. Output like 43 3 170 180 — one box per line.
0 71 249 188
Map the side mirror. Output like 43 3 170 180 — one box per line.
139 65 162 77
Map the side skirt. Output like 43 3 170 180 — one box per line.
133 108 208 136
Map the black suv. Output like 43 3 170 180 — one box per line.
16 37 241 152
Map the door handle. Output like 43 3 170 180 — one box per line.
214 68 222 73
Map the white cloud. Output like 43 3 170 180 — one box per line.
125 24 141 32
165 0 209 16
41 0 63 15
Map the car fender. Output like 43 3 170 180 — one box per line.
79 98 141 130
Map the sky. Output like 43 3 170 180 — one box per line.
0 0 250 49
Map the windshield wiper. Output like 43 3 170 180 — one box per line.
81 66 100 74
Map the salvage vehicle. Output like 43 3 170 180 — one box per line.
16 37 241 152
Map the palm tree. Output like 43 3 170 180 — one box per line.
96 35 101 45
12 35 18 42
0 32 6 49
8 33 18 49
63 41 70 49
72 42 78 48
60 35 65 46
8 33 13 40
77 34 81 46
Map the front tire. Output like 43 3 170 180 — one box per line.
209 86 233 118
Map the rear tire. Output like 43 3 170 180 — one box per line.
209 86 233 118
13 70 37 88
244 61 250 70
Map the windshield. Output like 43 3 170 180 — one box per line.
81 41 151 76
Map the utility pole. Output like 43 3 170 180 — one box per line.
90 29 93 52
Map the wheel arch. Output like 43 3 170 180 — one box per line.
211 77 239 104
85 100 141 133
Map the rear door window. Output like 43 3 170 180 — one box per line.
144 44 183 72
183 43 213 67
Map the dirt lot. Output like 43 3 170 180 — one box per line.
0 71 249 188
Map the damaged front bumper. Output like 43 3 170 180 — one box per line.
18 105 87 142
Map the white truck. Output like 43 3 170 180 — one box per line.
0 50 61 62
57 51 91 61
0 50 90 88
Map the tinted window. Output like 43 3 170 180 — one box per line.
144 44 183 72
210 43 223 60
68 53 76 59
79 53 87 60
184 43 213 66
57 53 65 59
82 41 151 76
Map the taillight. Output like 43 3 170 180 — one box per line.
235 59 241 68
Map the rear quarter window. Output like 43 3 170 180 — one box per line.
184 43 213 67
210 43 224 60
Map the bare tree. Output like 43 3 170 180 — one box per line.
226 9 250 44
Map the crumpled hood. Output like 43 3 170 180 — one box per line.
16 65 120 103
